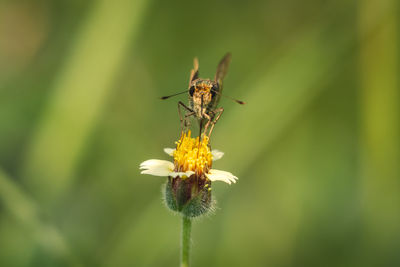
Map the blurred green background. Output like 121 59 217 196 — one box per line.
0 0 399 266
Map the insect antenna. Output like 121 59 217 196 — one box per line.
211 89 245 105
160 90 188 100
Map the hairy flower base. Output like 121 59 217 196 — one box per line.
165 174 212 217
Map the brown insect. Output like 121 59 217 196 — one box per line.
162 53 244 137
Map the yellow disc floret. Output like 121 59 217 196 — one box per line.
173 131 212 175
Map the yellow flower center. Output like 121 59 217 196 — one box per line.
173 131 212 175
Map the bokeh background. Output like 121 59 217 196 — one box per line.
0 0 399 266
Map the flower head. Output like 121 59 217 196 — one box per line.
173 131 212 175
140 131 237 217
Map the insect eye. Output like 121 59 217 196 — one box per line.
211 85 218 97
189 86 195 96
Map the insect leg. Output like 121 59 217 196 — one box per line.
199 119 204 137
207 107 224 137
202 112 212 139
178 101 194 132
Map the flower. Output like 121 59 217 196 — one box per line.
140 131 237 184
139 131 238 217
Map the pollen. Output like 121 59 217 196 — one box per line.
173 131 213 175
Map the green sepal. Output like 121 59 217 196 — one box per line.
164 177 179 212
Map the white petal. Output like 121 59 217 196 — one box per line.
206 169 238 184
211 150 224 161
163 148 175 156
139 159 174 176
170 171 195 178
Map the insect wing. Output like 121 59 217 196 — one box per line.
212 53 231 109
214 53 231 89
189 57 199 87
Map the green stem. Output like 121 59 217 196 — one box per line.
181 216 192 267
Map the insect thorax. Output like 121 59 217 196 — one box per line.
189 79 217 118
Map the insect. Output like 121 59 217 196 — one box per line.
162 53 244 137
